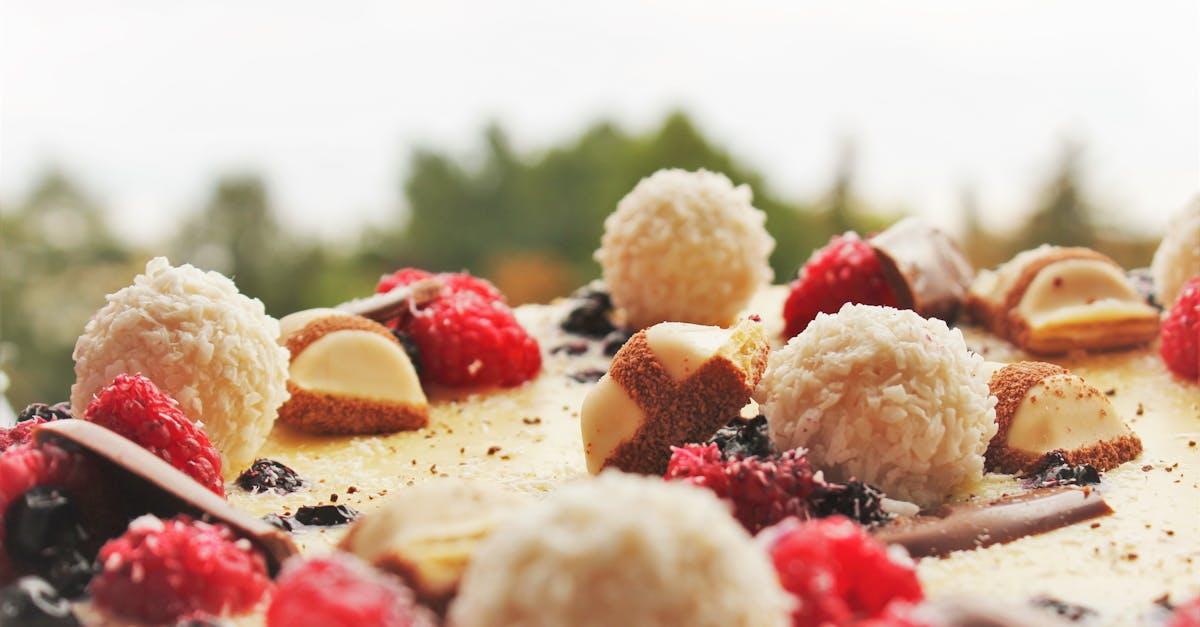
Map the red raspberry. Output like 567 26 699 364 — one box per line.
666 443 817 533
1160 277 1200 381
84 374 225 496
0 418 46 453
783 233 899 339
90 515 270 624
0 442 95 582
763 516 924 627
375 268 541 387
266 554 430 627
1170 597 1200 627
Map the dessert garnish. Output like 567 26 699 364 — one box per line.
756 304 997 507
666 443 892 532
84 373 225 496
5 487 95 598
594 168 775 329
236 458 306 495
267 554 434 627
580 318 769 475
782 218 973 338
1030 595 1098 622
372 268 542 387
782 232 899 338
89 515 270 624
559 282 617 338
339 480 530 609
277 308 429 434
871 486 1112 558
706 414 774 459
1151 196 1200 308
70 257 290 475
33 420 298 572
760 516 923 627
292 504 360 527
869 217 975 321
448 471 792 627
985 361 1142 473
965 245 1160 354
16 402 73 424
1160 276 1200 381
1020 450 1101 488
0 417 50 453
0 576 80 626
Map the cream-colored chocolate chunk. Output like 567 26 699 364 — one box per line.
580 318 769 475
985 361 1142 473
340 480 529 609
870 217 974 321
966 246 1158 354
277 309 428 434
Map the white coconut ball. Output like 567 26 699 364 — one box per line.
448 471 791 627
71 257 290 475
1151 196 1200 308
595 169 775 329
754 304 997 508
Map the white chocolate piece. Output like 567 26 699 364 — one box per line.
644 322 734 381
1017 259 1155 332
580 374 646 474
1006 373 1131 455
340 481 530 604
290 330 425 406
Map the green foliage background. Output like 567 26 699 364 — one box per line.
0 112 1158 408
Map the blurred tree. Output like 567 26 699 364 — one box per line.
1015 142 1097 252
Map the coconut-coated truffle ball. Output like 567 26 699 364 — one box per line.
71 257 290 475
1151 196 1200 308
448 471 791 627
754 304 997 507
595 169 775 329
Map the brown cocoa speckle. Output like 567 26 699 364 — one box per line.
1104 388 1117 396
329 493 338 503
1090 522 1101 529
347 486 358 494
1136 403 1144 416
487 446 502 456
1142 465 1154 472
522 417 542 425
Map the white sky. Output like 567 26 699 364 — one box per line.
1 0 1198 244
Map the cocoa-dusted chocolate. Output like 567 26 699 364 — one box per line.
869 217 975 321
34 421 297 574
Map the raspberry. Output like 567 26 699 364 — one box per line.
666 443 817 533
0 442 95 584
783 233 899 339
266 554 429 627
1170 597 1200 627
375 269 541 387
90 515 269 623
763 517 923 627
0 418 46 453
84 374 225 496
1160 277 1200 380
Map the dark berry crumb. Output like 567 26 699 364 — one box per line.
292 505 360 527
811 480 892 527
550 341 589 356
1021 451 1101 488
236 459 306 495
3 487 96 598
567 369 606 384
707 415 774 459
16 402 73 424
561 284 616 338
262 514 300 533
1127 268 1160 309
0 576 80 626
602 330 634 356
389 329 422 375
1030 595 1097 622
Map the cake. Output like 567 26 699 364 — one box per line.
1 168 1198 626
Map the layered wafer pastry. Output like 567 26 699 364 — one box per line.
966 246 1159 354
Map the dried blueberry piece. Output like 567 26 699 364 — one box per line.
262 513 300 533
707 415 774 459
3 487 95 598
811 481 892 527
236 459 306 495
1127 268 1159 309
0 576 80 626
602 330 634 356
293 504 359 527
390 330 422 375
1022 450 1102 488
567 369 606 384
561 285 616 338
550 342 589 356
16 403 73 424
1030 595 1097 622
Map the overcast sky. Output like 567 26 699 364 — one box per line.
1 0 1197 244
